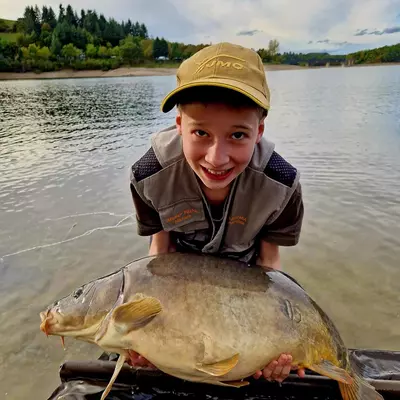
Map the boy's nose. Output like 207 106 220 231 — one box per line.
205 141 230 167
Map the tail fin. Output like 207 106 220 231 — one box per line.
339 374 384 400
339 356 384 400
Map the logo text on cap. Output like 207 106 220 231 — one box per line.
195 55 246 74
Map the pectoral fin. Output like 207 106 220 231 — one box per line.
112 295 162 334
100 354 126 400
308 360 353 384
196 353 239 376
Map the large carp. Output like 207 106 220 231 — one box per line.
40 252 383 400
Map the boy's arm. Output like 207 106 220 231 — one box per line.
257 183 304 270
254 183 305 382
257 241 281 270
149 230 176 255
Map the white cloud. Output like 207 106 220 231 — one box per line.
1 0 399 53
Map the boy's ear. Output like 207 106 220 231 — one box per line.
176 112 182 135
256 118 266 143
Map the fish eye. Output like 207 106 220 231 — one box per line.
73 287 84 299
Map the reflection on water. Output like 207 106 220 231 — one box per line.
0 66 400 400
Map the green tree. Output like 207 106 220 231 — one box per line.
139 23 148 38
182 43 199 58
124 19 132 36
53 20 71 47
41 22 51 32
170 42 182 59
61 43 81 64
141 39 153 58
37 46 51 60
66 5 78 27
47 7 57 29
257 48 271 62
16 33 36 48
83 10 101 37
153 37 169 58
50 34 62 56
98 45 109 58
86 43 97 58
0 38 19 59
111 46 121 58
99 14 107 33
58 4 65 23
103 18 124 46
74 27 90 50
39 25 52 47
120 35 143 64
268 39 279 56
41 6 49 24
131 21 140 36
22 6 41 36
80 9 86 28
21 43 39 60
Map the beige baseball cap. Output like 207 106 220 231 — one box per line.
160 42 270 113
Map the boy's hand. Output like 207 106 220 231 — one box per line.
253 353 305 382
127 351 306 383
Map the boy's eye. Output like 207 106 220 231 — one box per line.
232 132 245 140
194 130 208 137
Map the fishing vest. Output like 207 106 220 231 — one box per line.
131 126 300 263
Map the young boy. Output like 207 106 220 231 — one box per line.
129 42 305 383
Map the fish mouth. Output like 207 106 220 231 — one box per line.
40 309 103 341
40 310 68 349
40 310 56 336
40 309 66 336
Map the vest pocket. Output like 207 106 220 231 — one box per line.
158 199 209 233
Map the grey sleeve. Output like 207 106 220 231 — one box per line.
259 183 304 246
130 183 164 236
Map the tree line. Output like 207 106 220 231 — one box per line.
0 4 208 72
256 39 400 66
0 4 399 73
346 43 400 64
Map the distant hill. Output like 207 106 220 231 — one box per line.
0 18 16 30
0 18 18 41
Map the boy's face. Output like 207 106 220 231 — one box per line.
176 101 265 197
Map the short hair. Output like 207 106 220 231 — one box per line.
175 86 268 119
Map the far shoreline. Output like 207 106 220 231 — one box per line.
0 62 399 81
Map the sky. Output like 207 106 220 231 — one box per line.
1 0 400 54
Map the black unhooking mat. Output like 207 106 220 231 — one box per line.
47 349 400 400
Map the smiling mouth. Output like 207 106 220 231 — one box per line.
201 166 234 180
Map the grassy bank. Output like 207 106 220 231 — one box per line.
0 32 18 41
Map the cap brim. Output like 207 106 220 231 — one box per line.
160 78 270 113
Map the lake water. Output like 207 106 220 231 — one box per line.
1 65 400 399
